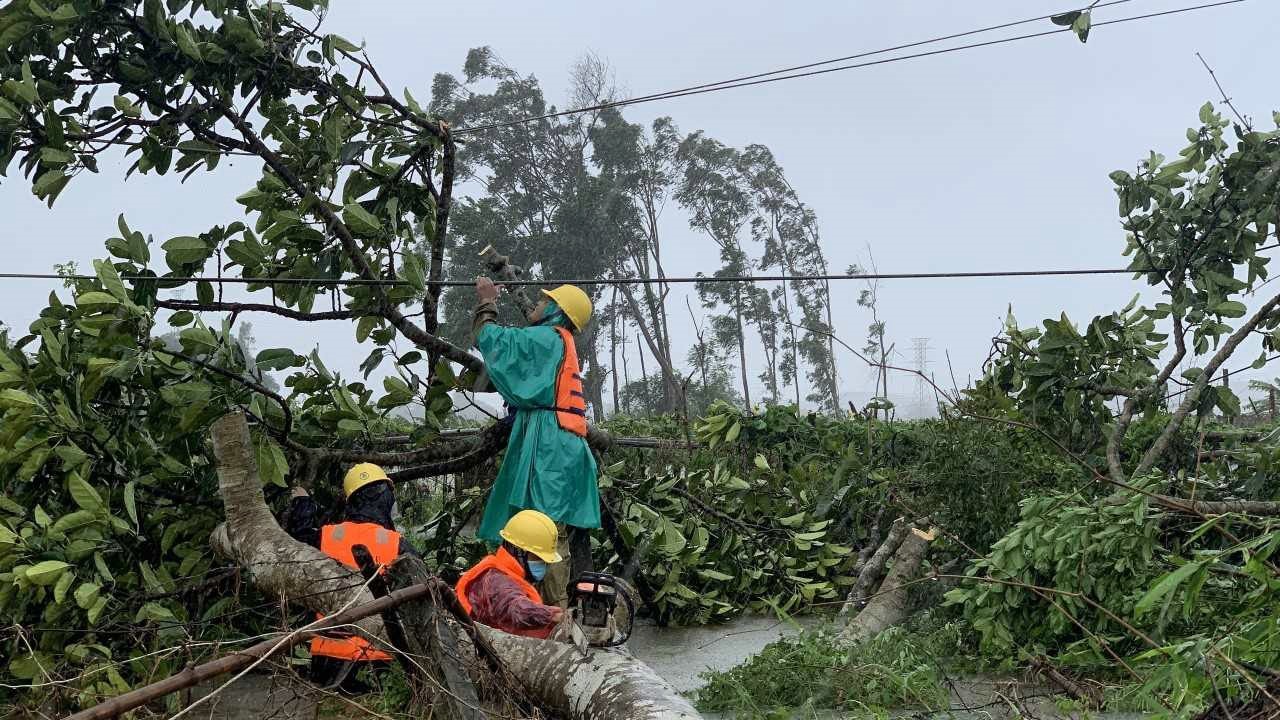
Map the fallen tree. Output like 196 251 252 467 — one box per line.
208 412 701 719
837 522 938 646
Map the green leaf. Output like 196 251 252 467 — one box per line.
256 348 301 371
753 453 770 471
0 388 38 408
1215 300 1247 318
1050 10 1081 26
402 253 425 293
179 326 217 352
51 510 97 534
74 582 101 610
1200 101 1215 124
168 310 195 327
87 595 108 625
93 259 132 305
356 315 378 343
25 560 71 586
113 95 141 119
124 481 138 529
325 33 360 53
174 24 202 61
53 569 75 604
68 472 103 511
75 291 120 311
1135 561 1203 617
1071 11 1091 43
342 203 382 236
161 236 210 266
33 169 70 203
134 601 177 624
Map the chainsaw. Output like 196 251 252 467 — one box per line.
568 572 636 648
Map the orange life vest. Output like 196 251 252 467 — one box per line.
310 522 401 662
454 547 544 624
550 326 588 437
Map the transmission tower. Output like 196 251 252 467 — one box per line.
911 338 931 408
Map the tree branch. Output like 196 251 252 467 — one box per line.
1135 289 1280 477
155 299 354 322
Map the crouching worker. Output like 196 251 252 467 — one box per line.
285 463 416 693
455 509 566 638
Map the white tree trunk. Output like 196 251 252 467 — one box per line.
208 412 700 719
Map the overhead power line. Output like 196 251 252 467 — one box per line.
453 0 1246 135
0 267 1169 288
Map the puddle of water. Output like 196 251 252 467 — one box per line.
628 614 823 695
628 616 1151 720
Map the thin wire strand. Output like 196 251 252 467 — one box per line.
0 267 1169 287
11 244 1277 290
453 1 1246 135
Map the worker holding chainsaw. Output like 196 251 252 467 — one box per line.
455 509 566 638
472 277 600 607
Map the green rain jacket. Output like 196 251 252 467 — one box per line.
474 307 600 543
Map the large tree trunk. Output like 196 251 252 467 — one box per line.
208 413 699 719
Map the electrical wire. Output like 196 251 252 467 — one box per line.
449 0 1139 135
0 267 1167 288
1165 354 1280 400
453 0 1247 135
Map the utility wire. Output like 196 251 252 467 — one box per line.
5 245 1274 289
1165 354 1280 400
0 267 1170 288
453 0 1137 135
453 0 1246 136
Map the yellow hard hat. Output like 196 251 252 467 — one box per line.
541 285 592 331
343 463 390 498
499 510 563 563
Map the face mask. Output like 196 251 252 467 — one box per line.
527 558 547 581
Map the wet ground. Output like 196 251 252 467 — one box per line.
630 614 1150 720
629 613 822 695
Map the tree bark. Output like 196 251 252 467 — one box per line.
837 526 936 647
208 412 700 719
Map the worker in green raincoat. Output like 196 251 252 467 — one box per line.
472 277 600 607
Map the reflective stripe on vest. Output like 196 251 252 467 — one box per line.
310 522 401 662
551 326 588 437
454 547 543 618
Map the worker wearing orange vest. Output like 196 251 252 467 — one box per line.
472 279 601 607
455 509 566 638
285 463 414 692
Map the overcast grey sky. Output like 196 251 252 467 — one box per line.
3 0 1277 412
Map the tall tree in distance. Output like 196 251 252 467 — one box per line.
430 48 625 420
592 112 684 412
741 145 840 412
676 132 766 407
